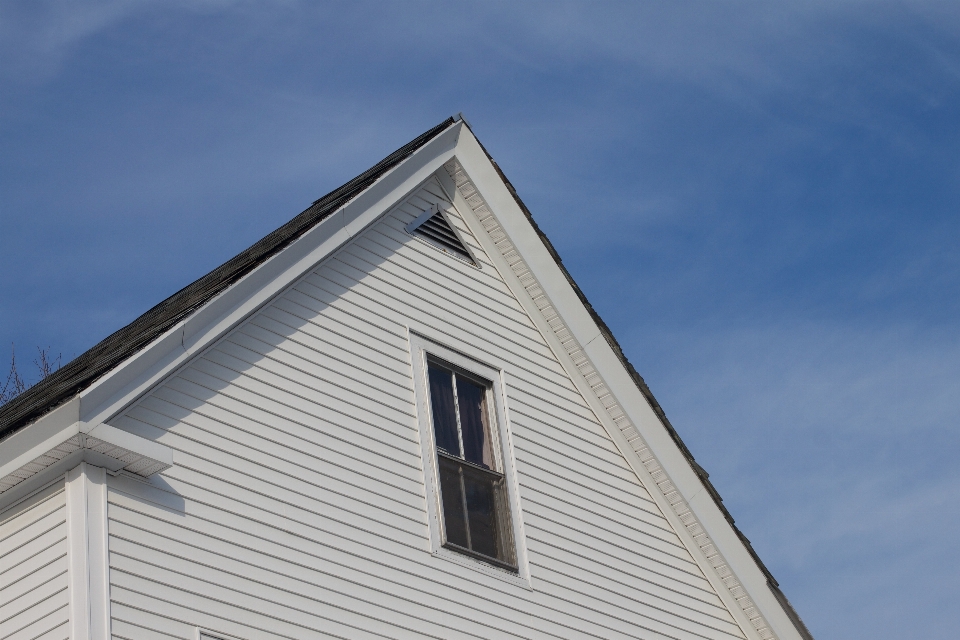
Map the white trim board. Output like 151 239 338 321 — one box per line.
0 397 173 511
66 462 111 640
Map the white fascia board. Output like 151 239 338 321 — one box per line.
77 122 463 428
452 127 803 640
0 396 80 479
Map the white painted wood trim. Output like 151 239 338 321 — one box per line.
1 405 172 507
446 131 803 640
406 328 533 590
66 462 111 640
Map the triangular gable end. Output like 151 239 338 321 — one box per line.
0 116 812 640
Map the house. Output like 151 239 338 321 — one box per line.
0 116 813 640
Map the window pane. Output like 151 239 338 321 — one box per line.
438 455 469 548
456 376 493 469
428 364 460 456
462 464 512 563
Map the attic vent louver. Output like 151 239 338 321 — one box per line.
406 204 475 264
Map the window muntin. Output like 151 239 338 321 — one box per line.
426 358 516 570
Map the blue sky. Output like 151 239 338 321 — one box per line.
2 2 959 637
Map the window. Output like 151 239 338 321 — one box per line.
427 358 515 569
408 333 530 585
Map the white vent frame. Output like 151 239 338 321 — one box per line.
405 202 478 266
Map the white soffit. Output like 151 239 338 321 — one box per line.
0 397 173 495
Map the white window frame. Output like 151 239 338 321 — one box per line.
408 330 532 589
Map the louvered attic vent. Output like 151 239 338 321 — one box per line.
406 204 475 264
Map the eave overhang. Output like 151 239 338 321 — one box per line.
0 397 172 503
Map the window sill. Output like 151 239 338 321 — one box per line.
431 545 533 590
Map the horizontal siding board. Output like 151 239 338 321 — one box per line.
111 578 389 640
513 418 657 492
150 378 421 460
212 335 413 415
222 328 411 406
117 409 425 508
514 439 664 511
121 399 422 486
315 259 567 377
1 487 68 640
0 533 66 593
161 371 420 459
187 352 414 427
0 562 68 620
295 275 585 412
518 472 676 542
110 538 521 640
128 392 422 481
528 567 742 640
531 547 740 633
344 231 537 337
522 496 693 564
111 617 187 640
525 508 701 576
2 581 68 639
0 488 64 537
106 184 740 640
108 518 566 639
0 506 65 553
5 610 69 640
521 487 682 555
233 320 412 394
358 223 510 304
108 491 678 640
250 306 411 380
155 451 428 538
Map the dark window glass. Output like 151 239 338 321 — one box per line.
462 463 503 559
427 359 516 570
456 377 493 469
438 455 469 548
428 366 459 456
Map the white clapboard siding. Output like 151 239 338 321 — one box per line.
0 482 70 640
106 175 746 640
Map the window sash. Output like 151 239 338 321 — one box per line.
437 451 516 570
427 358 499 471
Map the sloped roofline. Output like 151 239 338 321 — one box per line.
0 115 811 638
0 117 456 443
463 127 813 640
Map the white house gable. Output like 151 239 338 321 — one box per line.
105 170 748 640
0 118 810 640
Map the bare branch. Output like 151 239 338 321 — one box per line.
0 344 27 405
34 346 62 379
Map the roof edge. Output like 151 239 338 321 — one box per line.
0 117 457 443
457 118 813 639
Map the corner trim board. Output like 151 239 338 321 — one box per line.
66 462 111 640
